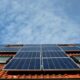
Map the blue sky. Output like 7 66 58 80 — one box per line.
0 0 80 44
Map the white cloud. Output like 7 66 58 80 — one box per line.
0 0 80 44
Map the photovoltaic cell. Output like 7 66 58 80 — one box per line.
15 52 40 58
61 46 80 51
20 47 40 52
42 47 61 52
0 47 20 52
42 51 67 57
43 58 79 70
4 58 40 70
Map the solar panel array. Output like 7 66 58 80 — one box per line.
4 45 80 71
0 47 21 52
60 46 80 51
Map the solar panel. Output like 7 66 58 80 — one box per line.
0 47 20 52
61 46 80 51
42 46 61 52
20 47 40 52
4 58 40 70
43 58 79 70
4 45 80 71
42 51 67 57
24 44 41 47
15 52 40 58
42 44 57 47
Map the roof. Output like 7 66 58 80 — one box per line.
0 44 80 79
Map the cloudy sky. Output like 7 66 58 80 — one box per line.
0 0 80 44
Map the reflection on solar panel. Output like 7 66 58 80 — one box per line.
43 58 79 70
4 45 80 71
0 47 20 52
61 46 80 51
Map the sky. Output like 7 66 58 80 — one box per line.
0 0 80 44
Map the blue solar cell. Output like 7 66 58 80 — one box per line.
0 47 20 52
42 51 66 57
42 47 61 52
15 52 40 58
4 58 40 70
43 58 79 70
42 44 57 47
20 47 40 52
61 46 80 51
